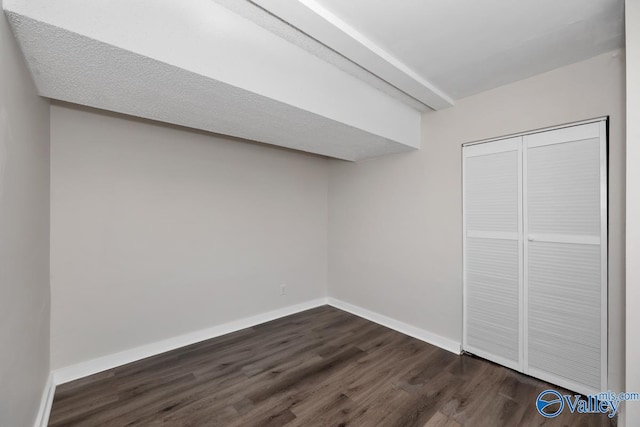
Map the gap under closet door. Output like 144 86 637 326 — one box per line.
463 137 523 371
523 121 607 395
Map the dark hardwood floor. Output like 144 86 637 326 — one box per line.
49 306 613 426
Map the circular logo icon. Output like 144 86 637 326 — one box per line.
536 389 564 418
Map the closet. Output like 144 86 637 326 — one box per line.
462 119 607 395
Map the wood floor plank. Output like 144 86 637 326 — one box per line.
49 306 615 426
423 411 462 427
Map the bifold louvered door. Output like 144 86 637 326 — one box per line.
463 137 523 371
523 121 607 394
463 120 607 395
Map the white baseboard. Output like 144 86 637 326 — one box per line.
52 296 461 389
327 297 462 355
33 372 55 427
53 298 328 385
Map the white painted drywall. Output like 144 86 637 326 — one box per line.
0 3 50 426
49 104 329 370
328 50 626 393
626 0 640 424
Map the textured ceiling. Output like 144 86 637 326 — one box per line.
3 0 422 161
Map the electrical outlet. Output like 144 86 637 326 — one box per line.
280 283 287 296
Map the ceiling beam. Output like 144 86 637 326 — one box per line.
4 0 422 161
251 0 455 110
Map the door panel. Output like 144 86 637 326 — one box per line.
524 122 606 394
527 241 602 390
463 138 522 370
465 237 520 364
527 138 601 236
465 150 520 233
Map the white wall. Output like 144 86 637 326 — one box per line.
329 50 626 391
626 0 640 424
50 104 329 370
0 3 51 426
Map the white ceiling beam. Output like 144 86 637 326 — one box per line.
251 0 455 110
3 0 423 161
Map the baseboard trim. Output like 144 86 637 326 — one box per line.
52 296 461 388
34 372 55 427
53 298 328 385
327 297 462 355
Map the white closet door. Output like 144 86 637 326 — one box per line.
524 121 607 395
463 138 523 371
